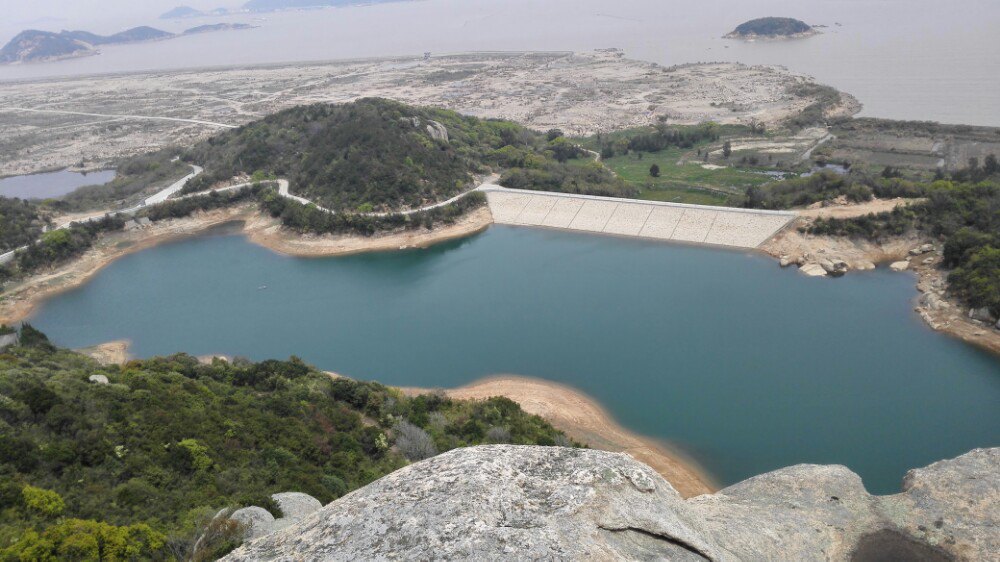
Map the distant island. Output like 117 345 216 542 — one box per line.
0 24 254 64
725 17 818 40
160 0 407 17
159 5 231 19
243 0 399 12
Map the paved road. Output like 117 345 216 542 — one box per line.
0 164 204 265
800 133 834 163
143 165 204 205
0 171 492 265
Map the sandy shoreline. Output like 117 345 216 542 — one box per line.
400 375 717 498
0 204 493 324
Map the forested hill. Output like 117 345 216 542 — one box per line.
185 98 595 212
726 17 815 39
184 98 629 212
0 327 571 560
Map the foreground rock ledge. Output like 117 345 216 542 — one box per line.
224 446 998 561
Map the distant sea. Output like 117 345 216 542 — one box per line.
1 0 998 126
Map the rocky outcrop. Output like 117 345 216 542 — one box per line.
0 333 18 350
223 445 997 561
229 492 323 540
426 120 449 143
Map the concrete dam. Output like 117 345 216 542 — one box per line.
481 185 795 249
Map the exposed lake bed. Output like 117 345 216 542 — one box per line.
26 224 1000 494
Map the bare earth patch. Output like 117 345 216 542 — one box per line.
0 50 859 176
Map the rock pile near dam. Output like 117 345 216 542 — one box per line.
223 445 997 561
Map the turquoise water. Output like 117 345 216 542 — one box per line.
29 225 1000 493
0 169 116 199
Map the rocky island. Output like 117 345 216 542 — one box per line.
725 17 819 40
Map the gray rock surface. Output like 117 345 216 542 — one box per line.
223 446 997 561
426 119 449 142
820 258 849 277
229 506 275 540
0 333 18 350
230 492 323 540
969 307 995 323
799 262 828 277
87 374 110 384
271 492 322 520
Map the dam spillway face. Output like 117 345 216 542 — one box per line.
483 187 795 249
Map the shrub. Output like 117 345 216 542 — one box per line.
393 420 437 461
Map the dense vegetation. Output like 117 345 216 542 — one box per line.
593 122 723 160
740 168 928 209
806 178 1000 315
0 198 48 253
12 216 125 275
184 100 477 210
182 98 610 211
727 17 813 38
260 189 487 236
0 328 572 560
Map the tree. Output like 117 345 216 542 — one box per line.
22 486 65 517
722 141 732 159
984 153 999 176
545 129 564 142
649 164 660 178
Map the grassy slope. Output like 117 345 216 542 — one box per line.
602 146 770 205
584 125 772 205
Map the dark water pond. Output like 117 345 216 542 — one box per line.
0 169 115 199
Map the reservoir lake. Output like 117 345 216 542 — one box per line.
28 225 1000 494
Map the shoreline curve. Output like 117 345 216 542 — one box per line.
0 204 493 325
400 374 718 498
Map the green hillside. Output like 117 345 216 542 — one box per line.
183 98 624 211
0 328 571 560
